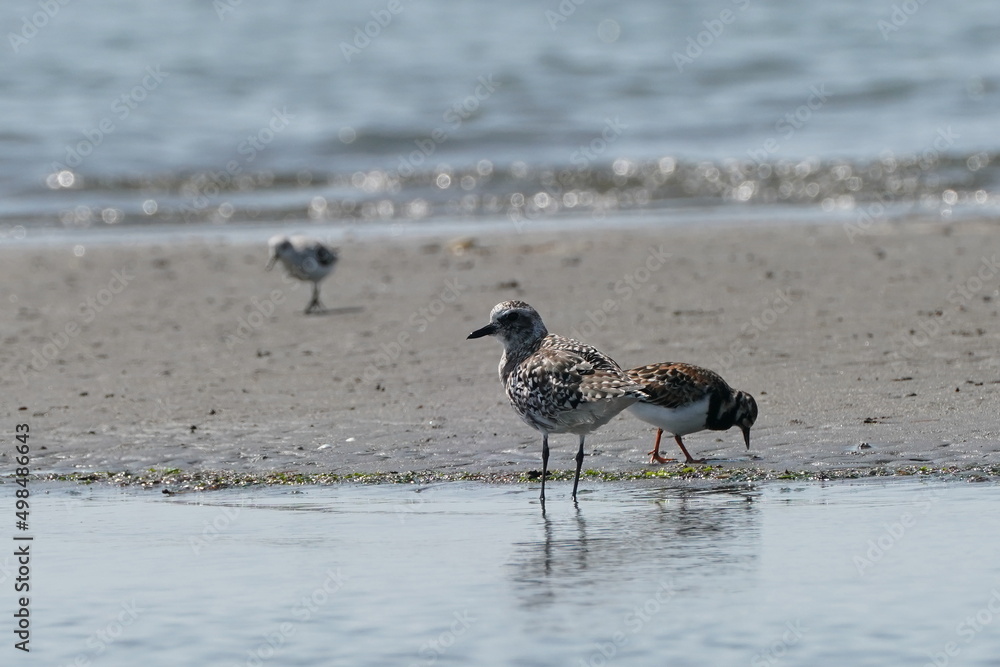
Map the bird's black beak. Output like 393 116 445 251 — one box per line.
265 254 277 271
467 323 497 339
742 426 751 450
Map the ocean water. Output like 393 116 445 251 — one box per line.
12 480 1000 666
2 0 999 235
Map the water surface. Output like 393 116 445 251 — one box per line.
13 480 1000 665
3 0 999 231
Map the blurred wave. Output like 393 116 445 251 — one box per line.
30 150 999 229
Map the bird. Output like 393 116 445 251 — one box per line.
625 362 757 464
467 300 645 502
266 235 338 314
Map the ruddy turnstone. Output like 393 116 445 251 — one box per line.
467 300 645 502
266 235 338 314
626 362 757 464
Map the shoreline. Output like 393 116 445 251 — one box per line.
0 205 855 249
18 463 1000 494
5 215 1000 484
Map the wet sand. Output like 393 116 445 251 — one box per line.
4 216 1000 483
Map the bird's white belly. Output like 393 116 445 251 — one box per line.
628 396 710 436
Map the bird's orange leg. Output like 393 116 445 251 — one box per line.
674 435 706 464
648 429 677 464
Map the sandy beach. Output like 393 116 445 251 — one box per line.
5 216 1000 483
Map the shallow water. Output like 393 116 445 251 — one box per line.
12 480 1000 665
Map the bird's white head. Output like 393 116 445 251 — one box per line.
266 235 292 271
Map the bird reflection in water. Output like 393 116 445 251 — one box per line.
507 488 760 611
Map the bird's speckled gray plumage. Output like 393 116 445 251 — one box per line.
468 300 645 502
626 362 758 464
266 234 338 314
503 332 644 435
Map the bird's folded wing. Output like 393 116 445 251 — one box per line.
543 333 625 373
519 348 644 409
316 246 337 266
627 363 728 409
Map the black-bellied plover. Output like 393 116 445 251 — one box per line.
467 300 645 502
266 235 338 314
625 362 757 464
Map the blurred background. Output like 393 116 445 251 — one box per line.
2 0 999 233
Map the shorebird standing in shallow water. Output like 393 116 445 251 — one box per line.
266 234 338 314
467 300 646 502
626 362 757 464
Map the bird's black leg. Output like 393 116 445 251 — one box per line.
540 433 549 503
572 434 585 501
305 282 323 314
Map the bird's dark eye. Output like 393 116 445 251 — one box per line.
500 311 520 325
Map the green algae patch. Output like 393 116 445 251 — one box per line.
9 462 1000 493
